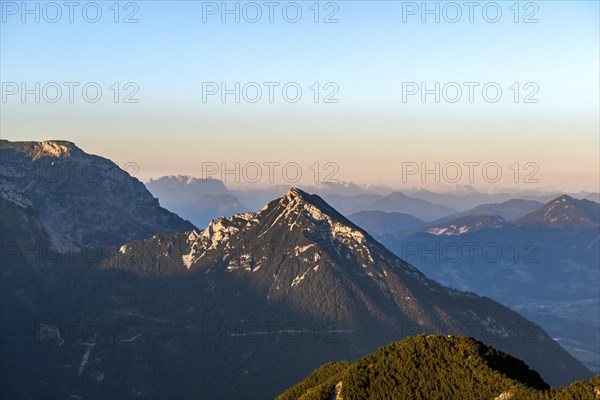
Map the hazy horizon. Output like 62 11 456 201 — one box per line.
2 1 598 192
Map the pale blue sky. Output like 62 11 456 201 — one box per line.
1 1 598 190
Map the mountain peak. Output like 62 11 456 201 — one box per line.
275 187 358 229
1 139 194 249
515 195 599 228
101 188 592 389
386 191 410 198
552 194 574 203
0 139 78 161
32 140 73 160
285 186 305 200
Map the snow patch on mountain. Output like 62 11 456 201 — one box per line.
428 225 471 236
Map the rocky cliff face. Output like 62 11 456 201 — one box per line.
0 140 195 250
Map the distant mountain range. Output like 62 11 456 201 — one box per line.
434 198 545 223
362 195 600 373
278 335 600 400
362 191 459 220
403 188 560 212
146 175 248 228
144 174 598 223
514 195 600 228
348 211 425 236
301 181 395 196
312 192 457 221
347 198 544 235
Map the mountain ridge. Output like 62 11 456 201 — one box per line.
515 195 600 228
99 187 592 390
278 335 600 400
0 140 195 250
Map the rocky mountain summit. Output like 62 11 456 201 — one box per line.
0 140 195 250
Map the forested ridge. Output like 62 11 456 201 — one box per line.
278 335 600 400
